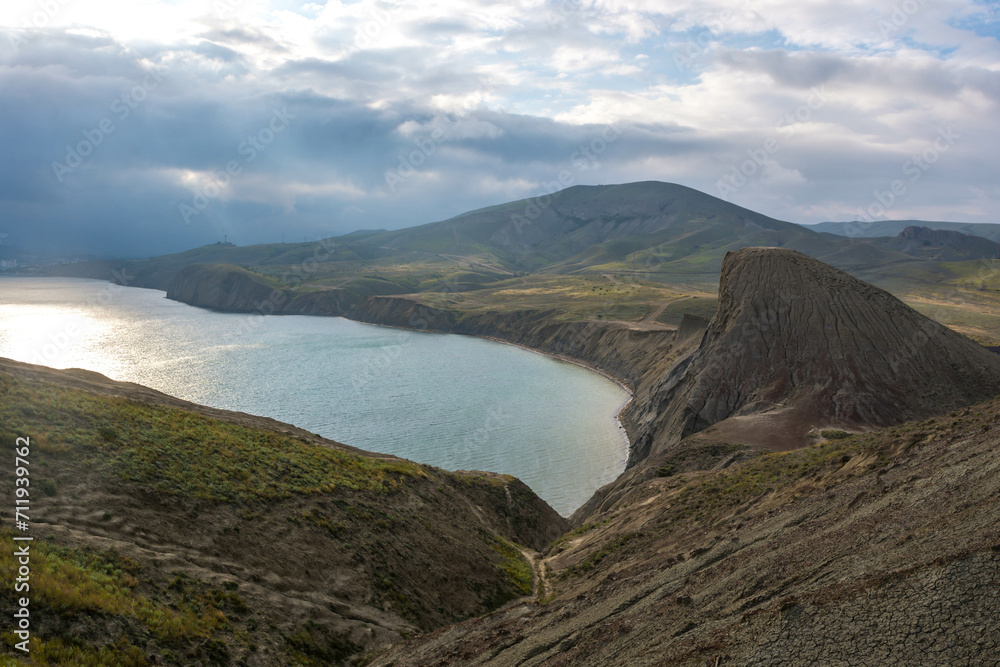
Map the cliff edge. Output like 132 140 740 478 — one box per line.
628 247 1000 462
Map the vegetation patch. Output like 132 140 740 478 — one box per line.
0 375 426 503
492 536 533 596
284 620 360 666
0 530 249 665
563 533 636 578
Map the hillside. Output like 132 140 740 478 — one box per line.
807 219 1000 243
12 194 1000 664
866 225 1000 262
372 397 1000 666
369 250 1000 666
0 358 566 665
63 182 925 289
366 181 851 276
625 248 1000 463
48 181 1000 349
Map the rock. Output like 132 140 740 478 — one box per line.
630 247 1000 461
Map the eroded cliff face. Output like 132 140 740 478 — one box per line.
626 247 1000 463
166 263 284 312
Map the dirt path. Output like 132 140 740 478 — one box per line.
640 296 690 324
518 547 554 602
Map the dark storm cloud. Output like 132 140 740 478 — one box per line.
1 1 998 258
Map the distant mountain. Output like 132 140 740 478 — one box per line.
63 181 976 294
867 225 1000 261
366 181 907 277
806 219 1000 243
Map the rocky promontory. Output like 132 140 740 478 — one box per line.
627 247 1000 462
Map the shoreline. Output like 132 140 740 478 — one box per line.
475 333 634 464
7 276 639 512
327 318 637 464
327 316 637 454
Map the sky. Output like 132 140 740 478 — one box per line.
1 0 999 258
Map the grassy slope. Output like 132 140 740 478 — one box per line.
48 181 1000 343
0 369 564 666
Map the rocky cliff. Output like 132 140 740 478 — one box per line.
166 263 286 312
626 247 1000 463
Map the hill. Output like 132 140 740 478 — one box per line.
806 219 1000 243
366 181 849 276
372 396 1000 666
0 358 566 664
67 182 928 292
13 210 1000 663
866 225 1000 262
625 247 1000 463
370 250 1000 666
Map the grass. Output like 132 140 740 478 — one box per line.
492 536 533 596
0 374 426 503
284 621 360 666
0 530 249 665
675 439 861 519
406 273 709 324
562 533 636 577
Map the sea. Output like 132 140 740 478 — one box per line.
0 277 630 516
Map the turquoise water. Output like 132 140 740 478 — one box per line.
0 277 629 515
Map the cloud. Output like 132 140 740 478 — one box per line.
0 0 998 258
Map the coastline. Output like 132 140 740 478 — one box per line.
5 276 639 511
286 310 638 459
475 333 634 467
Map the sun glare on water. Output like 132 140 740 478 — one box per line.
0 304 124 379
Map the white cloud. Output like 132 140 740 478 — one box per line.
2 0 999 257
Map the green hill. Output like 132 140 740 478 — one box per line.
806 219 1000 242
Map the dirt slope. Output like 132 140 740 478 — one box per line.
371 399 1000 666
628 247 1000 462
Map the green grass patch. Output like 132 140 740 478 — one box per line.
0 530 249 664
491 536 533 596
0 374 425 503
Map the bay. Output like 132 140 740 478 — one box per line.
0 277 630 515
